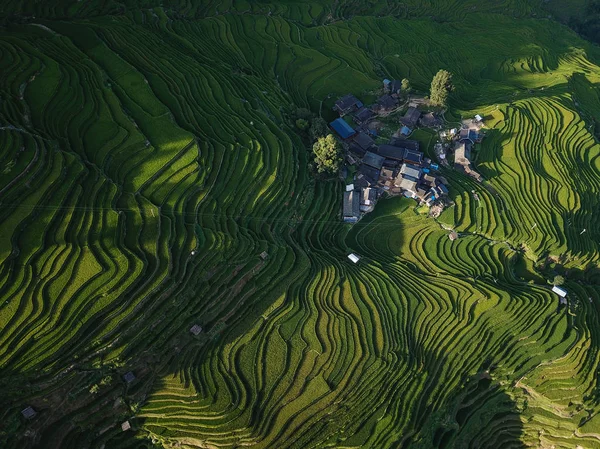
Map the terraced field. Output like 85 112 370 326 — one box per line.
2 2 600 448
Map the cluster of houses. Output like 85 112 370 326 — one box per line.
330 87 451 224
330 82 488 224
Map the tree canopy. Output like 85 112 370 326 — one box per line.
430 69 454 107
312 134 342 174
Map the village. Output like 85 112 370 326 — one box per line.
329 79 485 224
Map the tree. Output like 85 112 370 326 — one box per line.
401 78 410 91
296 118 309 131
430 69 454 107
553 275 565 286
312 134 342 174
309 117 328 142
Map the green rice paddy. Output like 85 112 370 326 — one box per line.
2 1 600 448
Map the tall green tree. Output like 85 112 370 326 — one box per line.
401 78 410 90
430 69 454 107
312 134 342 174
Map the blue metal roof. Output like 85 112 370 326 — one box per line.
330 118 355 139
401 126 412 136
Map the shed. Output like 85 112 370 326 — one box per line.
330 118 356 139
552 286 567 298
122 421 131 431
400 126 412 136
348 253 360 263
123 372 136 384
21 406 36 420
345 184 354 192
260 251 268 260
362 151 385 170
475 114 483 122
448 231 459 241
190 324 203 335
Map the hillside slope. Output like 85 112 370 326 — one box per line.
2 3 600 449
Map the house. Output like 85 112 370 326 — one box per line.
334 94 363 116
21 406 36 420
343 191 360 222
389 137 420 151
190 324 203 335
403 149 423 166
448 231 459 241
397 178 418 195
330 118 356 139
380 168 395 180
401 107 421 127
352 132 375 151
377 144 406 161
375 94 398 113
360 187 377 212
454 142 471 166
420 112 443 128
123 372 136 384
122 421 132 432
260 251 268 260
400 163 422 181
348 253 360 263
475 114 483 122
459 128 479 144
345 184 354 192
354 107 374 125
400 126 412 136
552 286 567 298
357 164 380 186
389 80 402 95
362 151 385 170
383 79 391 92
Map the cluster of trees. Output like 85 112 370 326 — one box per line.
288 106 342 175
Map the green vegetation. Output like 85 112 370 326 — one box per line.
312 134 343 174
430 69 454 108
1 1 600 449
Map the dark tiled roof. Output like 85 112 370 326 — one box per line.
354 107 374 124
335 94 362 112
352 132 375 151
376 94 398 110
401 107 421 126
377 145 406 161
403 149 423 165
388 137 420 151
362 151 385 170
358 165 380 185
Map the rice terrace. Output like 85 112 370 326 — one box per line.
5 0 600 448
